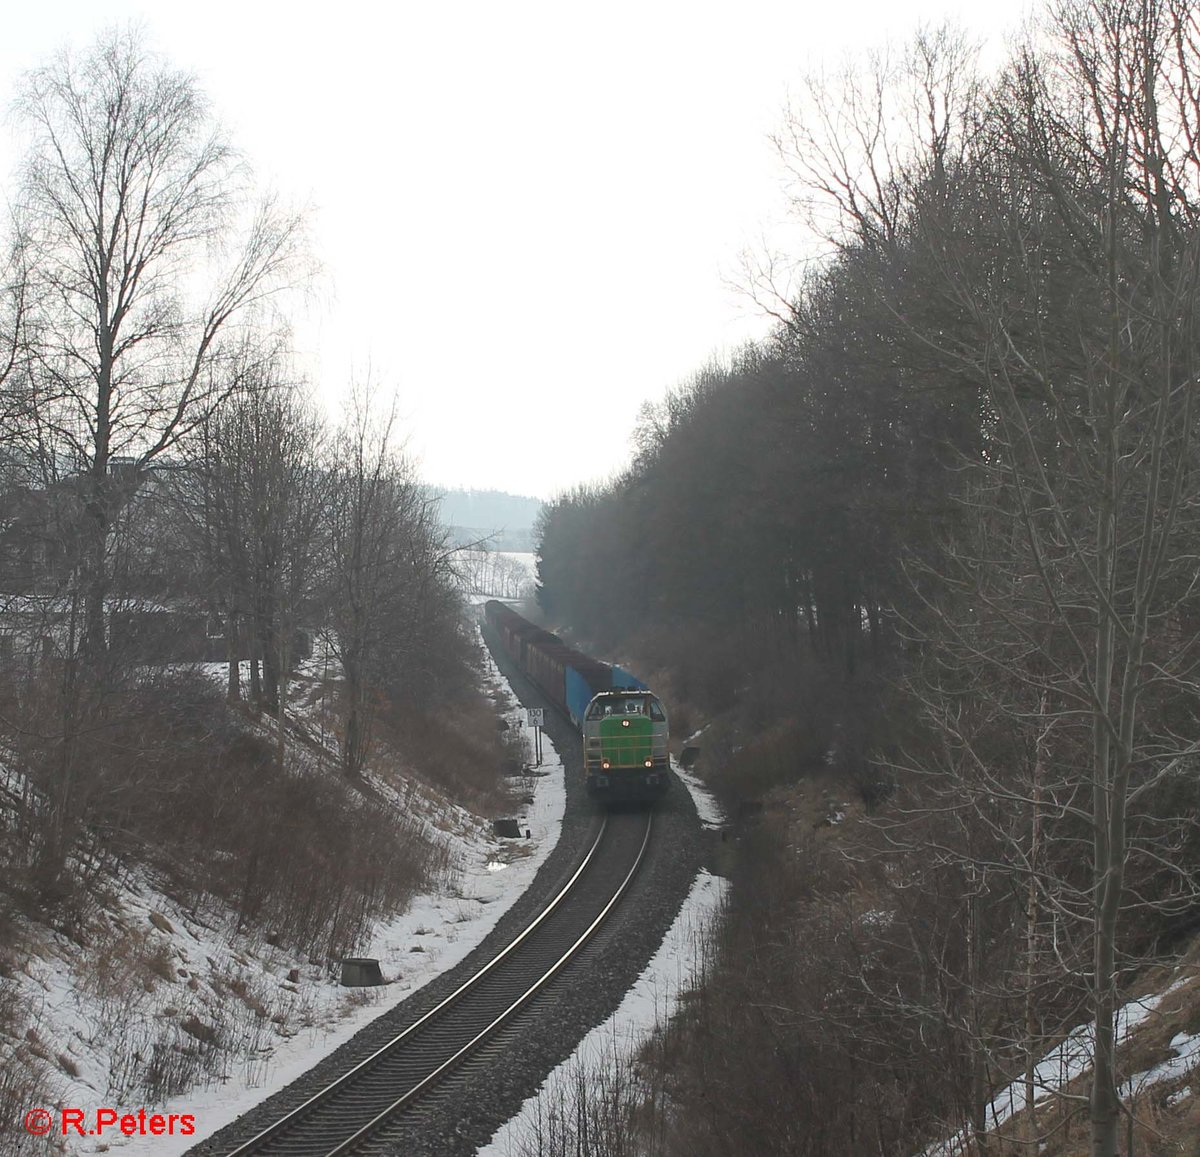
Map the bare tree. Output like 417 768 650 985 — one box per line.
774 25 980 257
163 336 315 708
0 234 31 440
211 370 325 723
893 5 1200 1153
456 548 534 600
13 26 306 657
933 8 1200 1153
324 391 457 778
771 8 1200 1155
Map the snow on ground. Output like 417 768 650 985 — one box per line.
500 552 536 574
920 976 1197 1156
14 642 567 1157
670 755 725 830
477 869 728 1157
477 755 728 1156
1122 1030 1200 1100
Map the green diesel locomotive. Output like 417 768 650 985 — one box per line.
483 600 669 801
582 691 670 799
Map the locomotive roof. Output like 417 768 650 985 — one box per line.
486 600 614 679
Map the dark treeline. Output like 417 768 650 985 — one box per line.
537 4 1200 1155
539 323 961 690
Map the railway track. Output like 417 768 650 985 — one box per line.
220 809 653 1157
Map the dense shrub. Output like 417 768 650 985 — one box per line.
368 681 515 817
3 666 444 959
648 817 960 1157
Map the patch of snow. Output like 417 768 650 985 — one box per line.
1121 1031 1200 1099
921 982 1194 1156
478 869 729 1157
859 909 894 930
671 757 725 830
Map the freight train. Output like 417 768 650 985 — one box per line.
483 600 669 801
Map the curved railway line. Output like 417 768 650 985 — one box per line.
189 625 704 1157
219 810 653 1156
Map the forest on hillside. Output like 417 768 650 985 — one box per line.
537 2 1200 1154
432 488 543 534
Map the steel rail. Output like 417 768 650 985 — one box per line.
327 812 652 1155
223 810 651 1156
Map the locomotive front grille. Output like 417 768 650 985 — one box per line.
598 715 654 768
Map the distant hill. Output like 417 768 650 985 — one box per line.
429 488 543 552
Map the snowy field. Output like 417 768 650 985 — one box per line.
15 641 567 1156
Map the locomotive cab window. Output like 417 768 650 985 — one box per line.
648 697 666 722
587 695 651 719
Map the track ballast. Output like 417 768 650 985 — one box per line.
218 811 652 1156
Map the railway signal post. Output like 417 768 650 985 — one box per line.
526 707 544 765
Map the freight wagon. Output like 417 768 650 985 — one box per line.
483 601 669 801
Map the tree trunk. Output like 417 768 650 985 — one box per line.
1026 708 1046 1149
257 594 279 714
276 632 288 773
226 609 241 703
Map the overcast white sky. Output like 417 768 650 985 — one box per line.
1 1 1026 499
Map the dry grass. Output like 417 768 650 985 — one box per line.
510 1024 672 1157
77 920 176 1003
2 665 443 962
0 976 58 1156
990 951 1200 1157
0 638 515 1127
368 684 516 817
650 723 1200 1157
549 612 1200 1157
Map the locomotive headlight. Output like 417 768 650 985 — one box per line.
602 761 611 769
622 719 630 727
644 759 653 768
